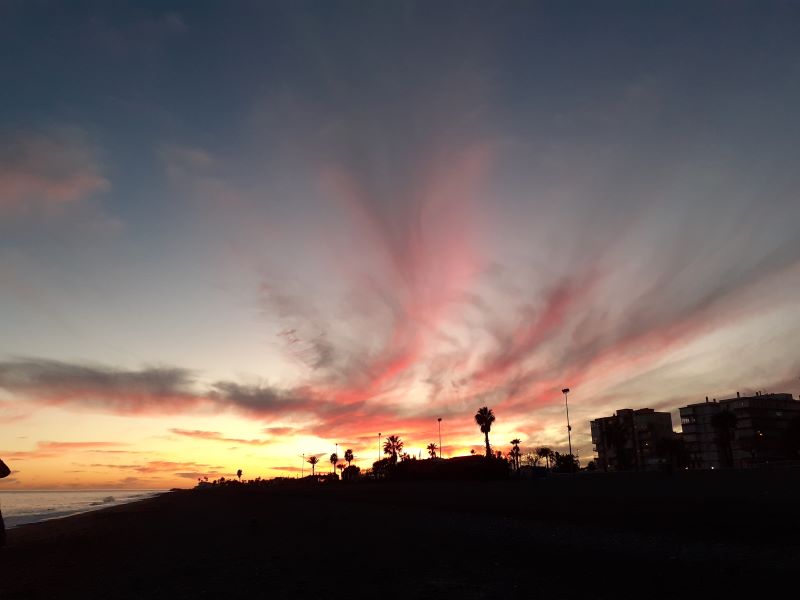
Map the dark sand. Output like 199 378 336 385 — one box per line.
2 470 798 599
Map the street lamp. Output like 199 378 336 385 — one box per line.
437 417 443 459
378 433 382 462
562 387 573 460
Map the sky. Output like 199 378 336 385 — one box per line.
1 1 799 489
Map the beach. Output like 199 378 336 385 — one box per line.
1 470 798 599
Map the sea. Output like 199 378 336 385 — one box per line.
0 490 165 528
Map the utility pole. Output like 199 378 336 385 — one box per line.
438 417 443 459
562 387 573 471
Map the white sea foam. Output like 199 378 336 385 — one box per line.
0 490 165 528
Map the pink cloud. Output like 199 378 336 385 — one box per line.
1 440 125 461
169 428 271 446
258 143 493 412
0 127 109 215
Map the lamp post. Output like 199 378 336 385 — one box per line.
562 387 573 463
378 433 381 462
437 417 443 459
301 453 304 478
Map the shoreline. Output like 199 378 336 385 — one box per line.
1 489 169 529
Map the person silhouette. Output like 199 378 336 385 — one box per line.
0 458 10 547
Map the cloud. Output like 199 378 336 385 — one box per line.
86 460 223 475
38 441 122 450
1 440 125 461
158 143 243 206
175 472 214 480
208 380 318 416
0 127 109 215
0 399 31 423
0 359 206 415
272 466 302 473
159 144 214 176
169 428 271 446
262 426 296 436
0 357 331 421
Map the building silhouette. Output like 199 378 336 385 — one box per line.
590 408 674 471
679 392 800 469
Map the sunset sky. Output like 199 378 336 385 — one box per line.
1 1 799 489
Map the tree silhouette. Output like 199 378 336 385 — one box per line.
236 469 242 482
536 447 554 470
342 465 360 481
336 463 345 478
383 435 404 463
552 452 580 473
475 406 496 458
509 439 521 470
711 410 737 468
307 455 319 476
330 452 338 474
523 452 540 467
426 443 438 458
344 448 354 467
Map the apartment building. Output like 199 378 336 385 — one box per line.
679 392 800 469
590 408 674 471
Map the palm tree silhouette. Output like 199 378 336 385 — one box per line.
475 406 495 458
344 448 354 467
536 446 554 470
509 439 522 470
330 452 338 474
383 435 404 463
236 469 242 482
336 463 345 477
307 455 319 476
426 443 438 458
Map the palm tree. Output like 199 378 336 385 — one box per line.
236 469 242 482
474 406 495 458
344 448 354 467
336 464 345 478
509 439 522 470
427 443 438 458
383 435 404 463
307 455 319 476
536 446 554 470
330 452 338 474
